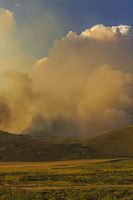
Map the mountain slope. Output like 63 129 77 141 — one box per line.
88 125 133 158
0 131 97 161
1 125 133 161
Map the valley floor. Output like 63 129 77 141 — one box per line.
0 158 133 199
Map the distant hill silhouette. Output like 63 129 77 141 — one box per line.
0 125 133 161
0 130 96 161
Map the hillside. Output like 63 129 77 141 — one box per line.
0 125 133 161
0 130 97 161
88 125 133 158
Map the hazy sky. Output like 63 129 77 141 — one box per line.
0 0 133 58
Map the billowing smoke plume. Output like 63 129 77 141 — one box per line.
23 114 80 137
1 14 133 136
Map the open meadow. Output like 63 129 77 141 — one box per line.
0 158 133 199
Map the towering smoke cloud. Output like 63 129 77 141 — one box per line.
31 24 133 135
1 13 133 136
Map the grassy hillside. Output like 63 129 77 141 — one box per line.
88 125 133 158
0 131 97 161
1 124 133 161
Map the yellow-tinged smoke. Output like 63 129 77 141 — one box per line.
1 9 133 135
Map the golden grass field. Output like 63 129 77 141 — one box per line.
0 158 133 199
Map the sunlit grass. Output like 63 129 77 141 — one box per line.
0 158 133 199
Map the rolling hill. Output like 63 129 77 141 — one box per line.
0 125 133 161
88 125 133 158
0 130 97 161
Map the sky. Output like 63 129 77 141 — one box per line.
1 0 133 135
0 0 133 58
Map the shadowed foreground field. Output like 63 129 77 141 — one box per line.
0 159 133 199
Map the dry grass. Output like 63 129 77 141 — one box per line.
0 158 133 199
